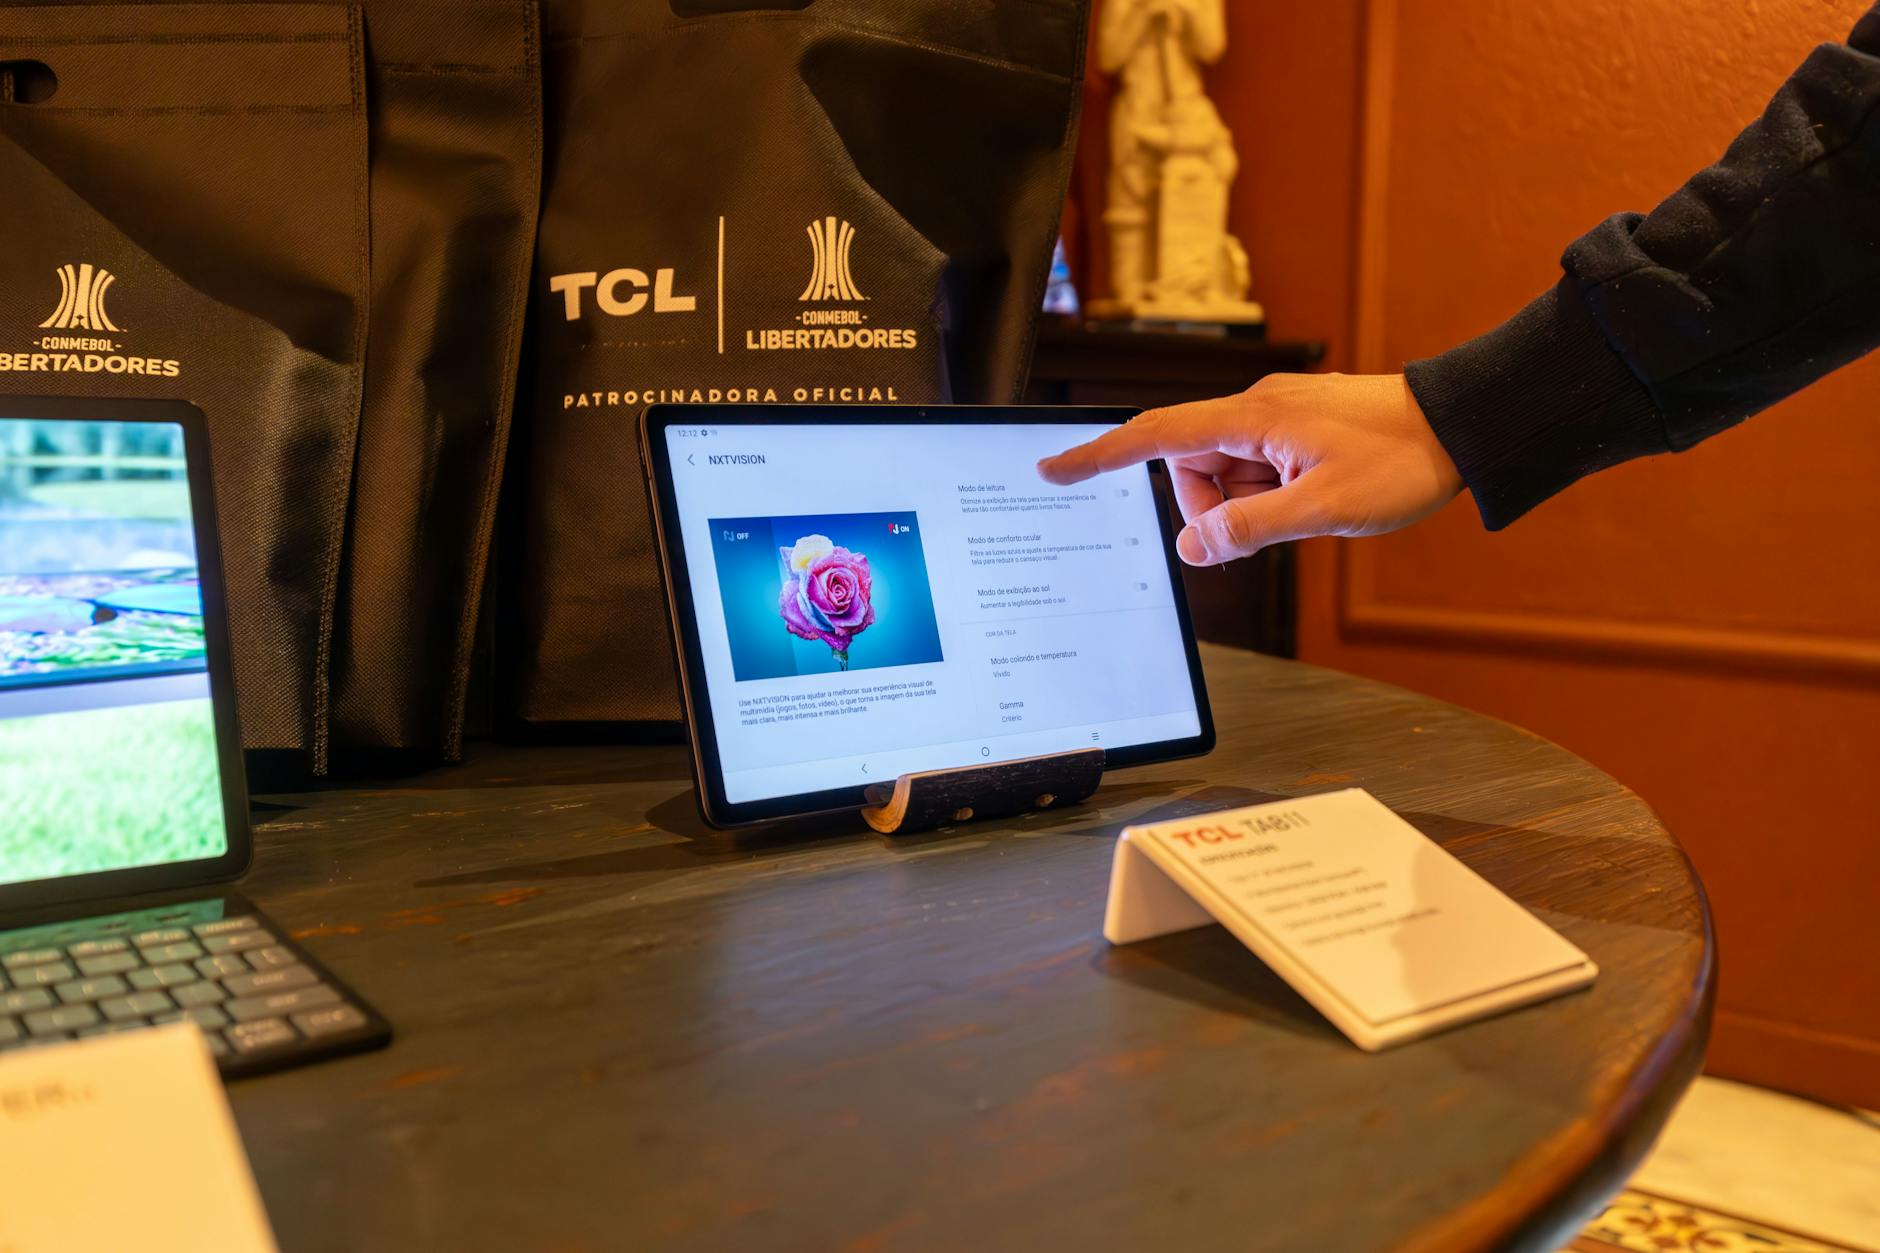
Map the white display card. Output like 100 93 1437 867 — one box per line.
1103 788 1597 1050
0 1024 278 1252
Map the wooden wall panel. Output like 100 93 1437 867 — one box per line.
1298 0 1880 1108
1069 0 1880 1106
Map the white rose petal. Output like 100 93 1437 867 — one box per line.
788 534 834 572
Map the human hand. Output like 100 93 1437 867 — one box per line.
1036 373 1464 566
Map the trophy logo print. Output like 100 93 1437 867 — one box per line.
40 263 123 333
798 217 867 303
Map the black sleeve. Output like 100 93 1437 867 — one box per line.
1404 5 1880 529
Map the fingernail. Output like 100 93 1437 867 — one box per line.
1176 527 1207 565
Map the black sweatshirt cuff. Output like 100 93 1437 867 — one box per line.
1404 277 1670 530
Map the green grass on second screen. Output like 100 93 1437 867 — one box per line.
0 697 226 884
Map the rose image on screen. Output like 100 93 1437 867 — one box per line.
778 534 875 670
710 511 940 681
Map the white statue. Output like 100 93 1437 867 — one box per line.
1094 0 1264 325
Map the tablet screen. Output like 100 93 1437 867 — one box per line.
0 413 233 889
654 413 1211 819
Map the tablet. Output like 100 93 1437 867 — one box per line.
0 396 249 910
642 405 1215 827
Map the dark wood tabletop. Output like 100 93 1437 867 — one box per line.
231 644 1714 1253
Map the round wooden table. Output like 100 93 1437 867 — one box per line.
233 645 1714 1252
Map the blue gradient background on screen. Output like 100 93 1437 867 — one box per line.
709 511 944 681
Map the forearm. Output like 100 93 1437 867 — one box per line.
1408 4 1880 528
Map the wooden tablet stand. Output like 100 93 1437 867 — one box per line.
860 747 1106 835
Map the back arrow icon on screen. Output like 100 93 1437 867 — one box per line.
687 453 695 465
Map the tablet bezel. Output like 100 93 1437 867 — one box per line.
0 396 251 911
641 404 1216 828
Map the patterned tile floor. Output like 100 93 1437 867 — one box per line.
1574 1189 1868 1253
1567 1078 1880 1253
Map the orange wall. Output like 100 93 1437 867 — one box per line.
1069 0 1366 365
1073 0 1880 1106
1306 0 1880 1107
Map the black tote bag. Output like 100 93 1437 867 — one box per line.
0 2 369 767
328 0 542 764
505 0 1090 731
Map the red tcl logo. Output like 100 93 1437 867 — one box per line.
1164 811 1311 848
1165 825 1238 848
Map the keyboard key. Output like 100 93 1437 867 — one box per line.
100 991 173 1021
194 954 249 980
24 1004 100 1035
55 975 128 1004
156 1005 230 1031
244 946 299 972
193 917 259 938
291 1004 367 1038
226 1018 297 1053
203 930 273 955
75 951 142 977
13 961 75 987
226 984 339 1022
7 1031 74 1051
128 964 197 991
139 941 204 964
171 981 227 1008
1 910 381 1072
224 966 316 998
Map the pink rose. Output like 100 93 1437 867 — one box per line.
780 545 875 663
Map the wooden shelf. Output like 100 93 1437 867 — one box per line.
1029 318 1326 395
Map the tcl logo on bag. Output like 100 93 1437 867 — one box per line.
548 266 696 319
545 216 920 351
508 0 1086 729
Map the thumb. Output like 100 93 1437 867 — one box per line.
1177 487 1324 566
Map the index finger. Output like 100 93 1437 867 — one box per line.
1035 400 1233 484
